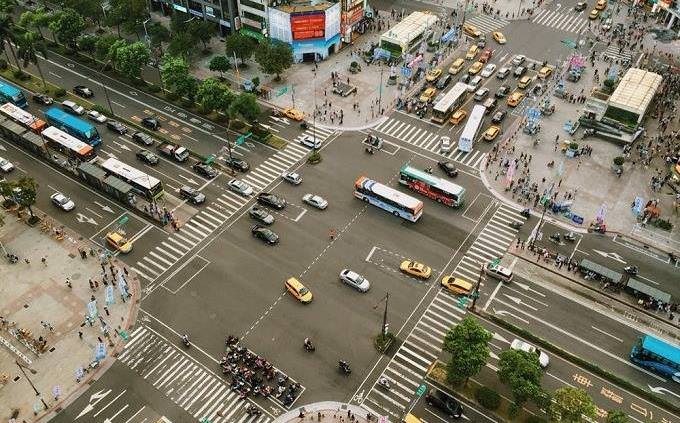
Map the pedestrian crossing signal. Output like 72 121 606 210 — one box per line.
457 297 468 309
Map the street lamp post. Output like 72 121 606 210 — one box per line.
530 200 549 248
142 18 151 48
15 360 49 410
373 292 390 336
312 74 317 150
378 66 384 116
470 264 485 312
100 60 115 116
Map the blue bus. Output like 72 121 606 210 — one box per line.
630 335 680 383
0 80 28 108
44 107 101 146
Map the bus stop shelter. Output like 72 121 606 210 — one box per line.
625 278 672 303
578 259 623 284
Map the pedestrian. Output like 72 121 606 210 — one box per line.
94 280 99 289
65 278 72 289
104 306 110 316
89 279 95 291
78 331 83 339
24 258 30 264
41 256 47 265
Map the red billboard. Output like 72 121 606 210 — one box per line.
291 12 325 40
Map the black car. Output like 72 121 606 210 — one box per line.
136 149 159 165
224 156 250 172
438 161 458 177
514 66 527 77
73 85 94 98
132 131 154 146
459 74 471 84
257 192 286 210
192 162 218 179
492 110 507 123
251 224 279 245
106 120 127 135
425 388 463 419
574 1 587 11
495 85 511 98
435 74 452 90
32 93 53 105
141 117 160 130
179 186 205 204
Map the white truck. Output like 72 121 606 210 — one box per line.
158 143 189 162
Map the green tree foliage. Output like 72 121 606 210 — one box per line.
606 410 630 423
442 317 492 385
94 34 118 61
195 77 231 112
19 7 53 39
148 21 170 55
187 20 215 50
12 177 39 217
17 31 48 87
160 55 196 99
548 387 596 423
169 11 191 34
49 8 86 48
0 3 21 69
254 40 293 80
108 0 148 37
63 0 102 25
112 41 149 80
224 32 256 64
168 31 194 60
229 93 260 122
497 349 545 406
77 35 97 56
208 55 230 78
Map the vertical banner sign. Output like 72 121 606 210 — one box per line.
52 385 61 399
95 342 106 361
105 285 115 305
87 300 98 318
75 367 84 380
633 196 644 215
118 272 128 297
596 203 607 223
505 160 516 187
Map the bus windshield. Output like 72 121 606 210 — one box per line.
0 81 27 108
458 105 485 152
431 83 468 124
354 176 423 222
399 165 465 207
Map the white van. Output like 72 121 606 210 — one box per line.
440 136 451 153
484 261 513 282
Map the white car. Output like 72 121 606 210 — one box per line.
282 172 302 185
87 110 107 123
440 136 451 153
481 63 497 78
0 157 14 172
510 339 550 368
496 67 511 79
300 136 322 149
50 192 75 211
62 100 85 115
339 269 370 292
512 54 526 66
227 179 253 196
302 193 328 209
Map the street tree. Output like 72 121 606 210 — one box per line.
548 387 596 423
104 0 148 38
106 38 128 70
104 5 125 37
64 0 103 26
168 31 194 60
0 6 21 69
229 93 260 122
188 20 215 50
606 410 630 423
209 55 230 79
224 32 256 65
94 34 119 61
497 349 545 406
12 177 39 219
49 8 86 49
77 35 97 56
148 22 170 56
170 11 191 34
160 55 196 99
113 41 150 81
442 317 492 385
196 77 231 113
19 7 53 39
17 31 48 88
254 40 293 81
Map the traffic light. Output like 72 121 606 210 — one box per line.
382 323 390 334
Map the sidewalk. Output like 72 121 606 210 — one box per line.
0 211 139 422
273 402 374 423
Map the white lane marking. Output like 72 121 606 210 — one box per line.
591 326 624 343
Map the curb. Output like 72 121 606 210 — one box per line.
272 401 374 422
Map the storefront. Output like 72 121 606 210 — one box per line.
341 0 366 43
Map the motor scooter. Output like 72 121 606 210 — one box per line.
339 360 352 374
624 265 638 275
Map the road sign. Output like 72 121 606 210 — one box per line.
457 296 468 309
415 384 427 397
236 132 253 146
118 329 129 341
276 87 288 97
561 39 577 48
118 215 128 225
205 154 215 165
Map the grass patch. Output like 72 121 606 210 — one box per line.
266 135 288 150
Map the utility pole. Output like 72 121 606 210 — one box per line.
378 66 384 116
530 200 549 248
15 360 49 410
373 292 390 336
100 60 115 117
470 264 485 312
312 74 317 150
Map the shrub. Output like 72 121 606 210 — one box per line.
165 92 179 101
54 88 67 98
230 119 247 131
475 387 501 410
12 69 26 80
569 142 579 150
525 416 547 423
308 151 322 164
148 84 161 93
613 156 625 166
508 403 521 419
180 98 194 108
0 59 7 70
653 218 673 231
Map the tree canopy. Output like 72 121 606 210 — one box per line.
442 317 492 385
548 387 596 423
49 8 86 48
113 41 150 80
224 32 256 64
254 40 293 80
229 93 260 122
195 77 232 113
497 349 546 406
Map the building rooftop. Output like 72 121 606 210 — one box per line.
276 0 335 13
608 68 662 115
380 11 439 46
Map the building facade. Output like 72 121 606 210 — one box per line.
152 0 238 34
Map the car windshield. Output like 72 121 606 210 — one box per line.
58 197 69 204
299 287 309 295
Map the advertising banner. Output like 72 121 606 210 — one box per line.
291 12 325 40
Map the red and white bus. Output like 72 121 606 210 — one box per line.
398 165 466 207
0 102 46 133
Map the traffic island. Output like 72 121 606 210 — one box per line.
272 401 375 423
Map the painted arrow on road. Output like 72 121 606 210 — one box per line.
511 281 546 297
76 213 98 225
112 141 131 151
501 294 538 311
593 249 627 264
493 332 510 344
178 175 199 185
75 389 111 419
649 385 680 399
0 144 5 151
492 308 529 324
93 201 115 214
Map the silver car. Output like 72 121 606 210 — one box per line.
50 192 75 211
87 110 107 123
300 136 322 149
339 269 370 292
282 172 303 185
228 178 253 196
0 157 14 172
302 193 328 209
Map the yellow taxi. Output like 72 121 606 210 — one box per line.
450 109 467 125
465 45 479 60
441 276 474 295
285 277 313 303
538 66 553 79
596 0 607 10
400 260 432 279
448 58 466 75
425 68 443 82
283 107 304 121
483 125 501 141
403 414 423 423
419 87 437 103
468 61 484 75
463 23 482 38
492 31 507 44
507 91 525 107
518 75 533 89
105 230 133 254
589 9 599 19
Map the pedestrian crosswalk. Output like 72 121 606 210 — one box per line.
119 326 273 423
601 45 633 64
293 126 335 147
465 14 509 35
131 133 335 290
532 9 589 34
374 118 486 168
359 204 525 420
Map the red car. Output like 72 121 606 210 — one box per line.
479 49 493 63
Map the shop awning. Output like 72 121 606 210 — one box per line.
579 259 623 283
625 278 672 303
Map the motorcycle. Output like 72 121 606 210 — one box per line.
424 167 433 174
563 232 576 242
520 208 531 218
226 335 239 346
509 221 523 230
624 265 638 275
549 233 561 244
339 360 352 375
6 253 19 264
246 405 262 416
304 338 315 352
181 335 191 348
300 122 309 130
365 146 374 154
377 377 391 390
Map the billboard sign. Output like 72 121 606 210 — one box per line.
291 12 325 40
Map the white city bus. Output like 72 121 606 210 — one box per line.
42 126 96 162
431 83 468 124
100 157 164 200
458 104 486 152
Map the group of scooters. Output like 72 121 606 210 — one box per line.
220 335 301 407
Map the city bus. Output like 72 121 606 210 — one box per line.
431 82 468 124
458 104 486 152
0 102 46 133
100 157 164 200
630 335 680 382
42 126 97 163
354 176 424 222
0 80 27 108
44 107 101 146
399 165 465 207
